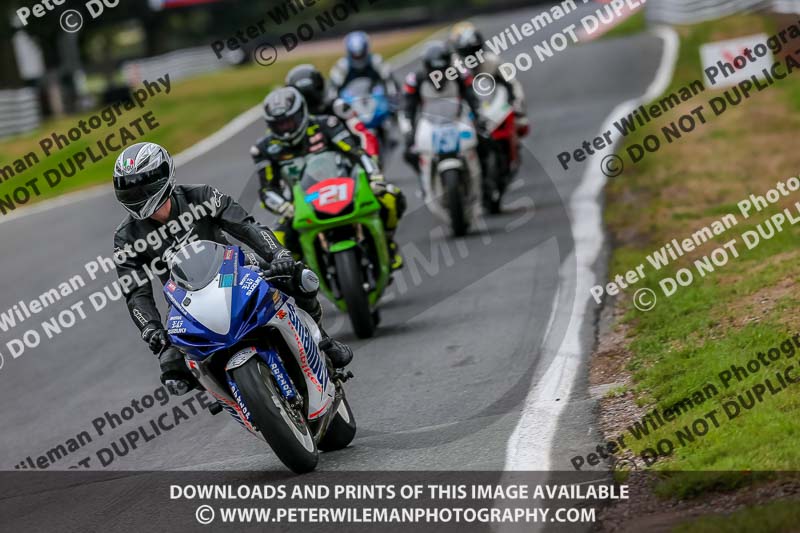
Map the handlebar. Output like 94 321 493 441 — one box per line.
259 264 320 294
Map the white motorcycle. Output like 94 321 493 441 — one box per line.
412 98 483 236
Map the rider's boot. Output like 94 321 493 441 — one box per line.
295 294 354 368
387 233 403 271
159 347 199 395
319 330 354 369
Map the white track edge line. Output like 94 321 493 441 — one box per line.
503 25 679 471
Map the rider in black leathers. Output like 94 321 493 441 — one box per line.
112 142 353 395
285 63 381 161
399 41 486 172
251 87 406 270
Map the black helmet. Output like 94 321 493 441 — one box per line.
285 64 326 113
113 142 175 220
263 87 308 145
423 41 451 75
454 27 483 58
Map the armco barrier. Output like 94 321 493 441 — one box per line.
121 46 227 87
646 0 800 24
0 88 40 139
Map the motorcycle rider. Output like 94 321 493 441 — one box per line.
329 31 399 99
399 40 486 173
285 63 380 161
250 87 406 270
112 142 354 395
449 22 529 137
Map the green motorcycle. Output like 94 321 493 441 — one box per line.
290 151 391 338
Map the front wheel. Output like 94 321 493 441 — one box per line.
443 168 468 236
334 249 375 338
318 391 357 452
231 358 319 474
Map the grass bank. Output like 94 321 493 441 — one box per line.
596 12 800 520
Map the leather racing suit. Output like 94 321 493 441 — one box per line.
113 184 330 381
250 114 406 269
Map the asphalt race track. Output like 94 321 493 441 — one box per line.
0 2 662 489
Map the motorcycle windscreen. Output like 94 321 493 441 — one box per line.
342 77 382 125
303 177 356 216
299 152 356 216
169 241 227 291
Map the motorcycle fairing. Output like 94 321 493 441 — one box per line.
165 245 333 421
303 177 356 216
265 303 334 420
165 247 283 359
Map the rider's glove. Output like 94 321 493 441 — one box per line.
403 133 417 166
142 321 170 355
370 174 387 195
404 132 415 150
268 249 298 277
263 190 294 217
277 200 294 218
476 117 489 136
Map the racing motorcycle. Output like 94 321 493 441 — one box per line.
339 77 394 165
412 98 482 236
286 151 390 339
475 84 520 214
163 240 356 474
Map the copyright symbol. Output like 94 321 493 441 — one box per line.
195 504 215 525
60 10 83 33
612 457 639 472
254 44 278 67
472 73 496 97
0 351 4 372
600 154 624 177
633 288 657 312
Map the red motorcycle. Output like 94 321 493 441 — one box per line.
475 83 526 214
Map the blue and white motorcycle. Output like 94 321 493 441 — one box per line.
339 76 395 164
163 240 356 474
412 98 482 236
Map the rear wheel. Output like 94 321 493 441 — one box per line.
318 391 357 452
334 249 375 338
443 168 468 236
231 358 319 474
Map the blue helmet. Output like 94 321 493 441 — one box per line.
345 31 370 69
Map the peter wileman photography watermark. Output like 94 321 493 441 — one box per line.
12 386 211 469
210 0 387 67
589 175 800 311
172 482 622 526
557 24 800 177
0 74 172 215
570 332 800 470
428 0 645 97
0 199 218 373
15 0 122 33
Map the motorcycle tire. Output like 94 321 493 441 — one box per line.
443 168 468 236
334 249 376 338
482 149 503 215
231 358 319 474
318 391 357 452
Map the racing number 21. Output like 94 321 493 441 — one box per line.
318 184 349 206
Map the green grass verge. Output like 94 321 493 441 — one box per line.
602 10 647 39
672 499 800 533
604 13 800 498
0 28 437 211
